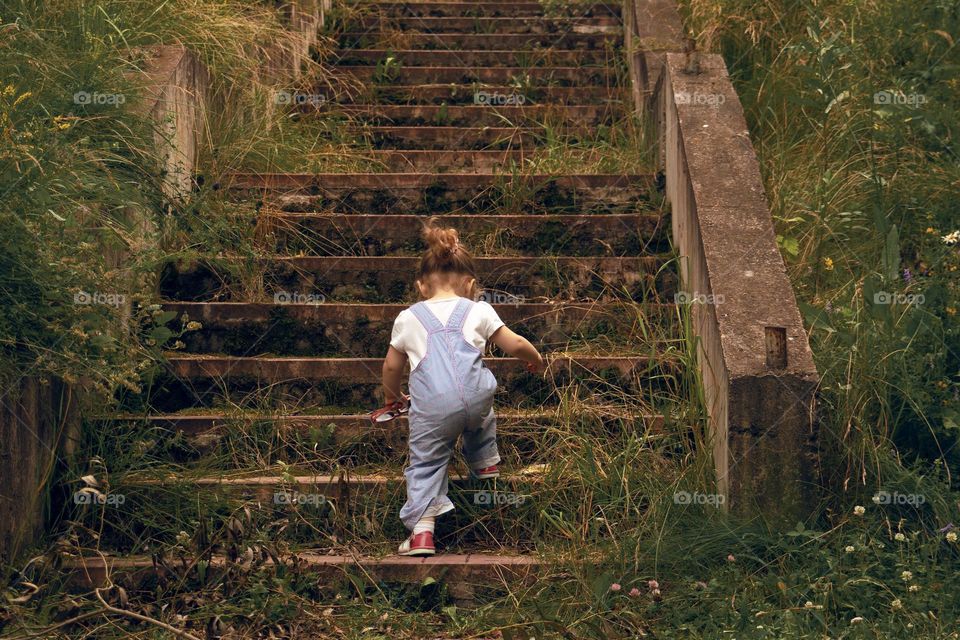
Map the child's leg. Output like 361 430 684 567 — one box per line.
399 412 461 530
461 406 500 471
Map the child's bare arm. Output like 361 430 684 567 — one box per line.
490 326 545 373
382 346 408 403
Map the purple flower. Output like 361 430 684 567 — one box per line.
939 523 955 533
902 268 912 282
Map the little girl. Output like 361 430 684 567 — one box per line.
380 218 545 556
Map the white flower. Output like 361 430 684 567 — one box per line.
851 617 864 625
947 531 958 543
844 545 856 553
909 584 920 592
804 601 815 608
853 505 866 516
891 599 903 610
942 230 960 245
894 533 906 542
901 570 913 581
872 495 882 504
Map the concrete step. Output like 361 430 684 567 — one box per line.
336 33 620 51
112 409 665 438
160 299 676 356
328 47 618 69
139 354 679 413
348 15 621 32
356 125 549 150
218 172 657 214
267 212 665 256
331 64 619 85
357 1 621 18
347 149 644 172
338 84 626 105
159 255 672 302
65 553 539 599
320 104 623 127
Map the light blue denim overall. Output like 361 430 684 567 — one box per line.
399 298 500 531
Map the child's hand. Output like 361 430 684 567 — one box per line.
526 356 546 374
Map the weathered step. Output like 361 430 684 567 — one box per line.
100 409 667 474
351 149 637 172
162 355 665 383
359 1 621 18
116 410 665 439
355 149 529 171
340 84 625 105
330 48 620 67
219 173 657 214
359 125 547 150
161 300 676 356
66 553 539 596
139 355 678 412
325 104 622 127
348 15 621 32
332 65 618 85
268 212 664 255
160 255 671 302
336 33 620 51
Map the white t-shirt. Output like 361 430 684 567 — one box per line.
389 297 505 369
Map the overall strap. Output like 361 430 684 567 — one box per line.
444 298 474 330
408 301 444 332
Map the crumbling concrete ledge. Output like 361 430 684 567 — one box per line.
656 52 820 524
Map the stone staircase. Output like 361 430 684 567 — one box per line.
70 0 692 602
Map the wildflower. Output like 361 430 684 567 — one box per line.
628 587 641 597
902 268 912 282
871 494 882 504
947 531 958 542
851 617 864 625
926 227 937 234
938 523 955 533
726 554 736 563
894 533 906 542
908 584 920 592
947 307 957 316
901 570 913 582
804 601 815 608
823 257 834 271
609 583 621 592
844 545 855 553
853 505 866 516
3 84 14 96
648 580 659 590
891 599 903 610
943 230 960 245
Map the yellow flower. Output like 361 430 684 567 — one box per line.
947 307 957 316
823 257 834 271
12 91 32 107
926 227 937 234
3 84 14 96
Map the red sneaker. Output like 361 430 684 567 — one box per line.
398 531 435 556
471 464 500 480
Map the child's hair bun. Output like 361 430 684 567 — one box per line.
422 216 460 258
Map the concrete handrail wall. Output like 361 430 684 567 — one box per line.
627 1 821 522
